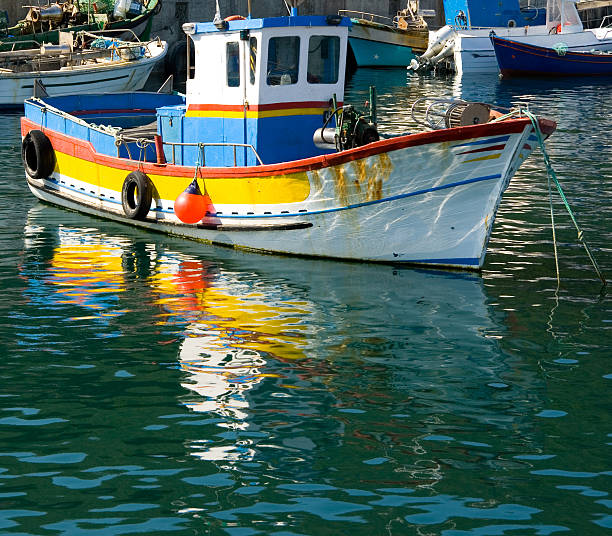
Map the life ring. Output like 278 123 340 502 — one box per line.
224 15 246 21
22 129 55 180
121 171 153 220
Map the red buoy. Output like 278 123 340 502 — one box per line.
174 179 208 224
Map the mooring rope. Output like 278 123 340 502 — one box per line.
524 110 607 286
547 165 560 287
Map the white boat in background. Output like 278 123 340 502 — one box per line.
0 31 167 107
412 0 612 74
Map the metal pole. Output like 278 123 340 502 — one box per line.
248 0 252 18
186 33 190 83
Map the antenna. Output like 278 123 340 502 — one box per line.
213 0 221 23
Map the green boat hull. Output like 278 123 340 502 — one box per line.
0 0 161 51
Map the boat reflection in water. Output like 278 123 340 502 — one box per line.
149 251 311 462
21 204 544 487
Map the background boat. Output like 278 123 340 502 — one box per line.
491 32 612 76
0 33 166 107
0 0 162 52
341 1 429 67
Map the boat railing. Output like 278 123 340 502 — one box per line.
599 14 612 28
0 39 40 52
338 10 394 25
116 137 265 167
78 28 142 43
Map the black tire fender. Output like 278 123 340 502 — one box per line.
121 171 153 220
22 129 55 180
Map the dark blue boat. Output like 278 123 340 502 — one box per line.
491 33 612 77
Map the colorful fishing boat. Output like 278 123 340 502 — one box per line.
0 32 167 108
20 4 556 270
0 0 161 52
340 1 429 67
491 32 612 76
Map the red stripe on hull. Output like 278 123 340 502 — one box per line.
455 143 506 155
187 101 343 112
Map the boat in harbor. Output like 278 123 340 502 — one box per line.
0 31 167 108
0 0 162 52
491 32 612 76
19 1 556 270
340 1 429 67
412 0 612 74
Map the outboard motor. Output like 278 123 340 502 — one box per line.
408 24 456 71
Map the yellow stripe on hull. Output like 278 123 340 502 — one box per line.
462 153 502 164
54 151 311 204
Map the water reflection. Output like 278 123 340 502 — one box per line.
20 204 548 486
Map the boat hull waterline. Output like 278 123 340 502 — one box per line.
22 110 554 270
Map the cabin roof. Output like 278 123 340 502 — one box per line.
184 15 351 36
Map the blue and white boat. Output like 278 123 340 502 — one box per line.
19 1 556 270
491 32 612 76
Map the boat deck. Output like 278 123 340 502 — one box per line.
120 120 157 139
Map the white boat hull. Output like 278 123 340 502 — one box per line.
0 41 166 107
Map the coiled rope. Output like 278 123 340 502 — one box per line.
524 110 607 287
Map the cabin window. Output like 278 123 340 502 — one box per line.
307 36 340 84
249 37 257 85
227 41 240 87
267 36 299 86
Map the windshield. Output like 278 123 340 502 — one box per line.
546 0 582 32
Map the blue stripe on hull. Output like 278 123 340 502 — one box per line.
349 37 416 67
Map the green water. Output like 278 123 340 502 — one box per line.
0 70 610 535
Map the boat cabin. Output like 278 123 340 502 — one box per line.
156 15 350 167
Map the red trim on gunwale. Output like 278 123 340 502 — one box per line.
21 116 556 179
72 109 157 116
